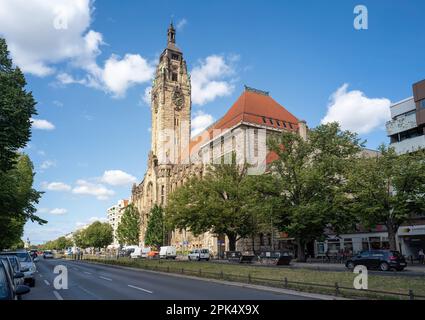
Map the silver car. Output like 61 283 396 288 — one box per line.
188 249 210 261
0 251 37 287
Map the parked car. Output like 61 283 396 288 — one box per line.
0 256 25 290
345 250 407 271
130 247 151 259
188 249 210 261
0 260 30 300
0 251 37 286
159 246 176 259
5 256 25 286
43 250 54 259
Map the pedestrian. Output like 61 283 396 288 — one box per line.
419 248 424 265
325 248 330 262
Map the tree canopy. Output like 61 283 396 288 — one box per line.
116 204 140 246
145 204 165 249
347 145 425 250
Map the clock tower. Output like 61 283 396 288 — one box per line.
150 23 191 165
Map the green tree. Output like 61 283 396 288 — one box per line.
84 221 113 250
55 236 73 250
116 204 140 246
0 155 45 250
268 123 362 261
347 145 425 250
73 229 89 249
145 205 165 249
0 38 37 172
166 156 261 251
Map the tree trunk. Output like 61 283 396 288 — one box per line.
387 224 398 251
227 234 237 251
296 239 306 262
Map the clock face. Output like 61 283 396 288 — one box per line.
172 89 184 110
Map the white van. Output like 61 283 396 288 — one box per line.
130 247 151 259
159 246 176 259
188 249 210 261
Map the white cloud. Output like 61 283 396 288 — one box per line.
42 181 72 191
72 179 115 200
52 100 64 107
141 86 152 106
0 0 93 76
101 54 154 98
191 55 236 105
321 84 391 134
31 118 55 130
191 110 215 137
40 160 56 170
49 208 67 215
176 18 187 31
76 216 107 228
101 170 137 186
0 0 154 98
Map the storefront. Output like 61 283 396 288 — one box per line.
397 224 425 258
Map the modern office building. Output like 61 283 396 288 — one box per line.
107 199 129 247
386 79 425 154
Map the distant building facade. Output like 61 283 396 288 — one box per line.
107 199 129 247
386 79 425 154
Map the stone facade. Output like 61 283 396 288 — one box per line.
131 24 307 256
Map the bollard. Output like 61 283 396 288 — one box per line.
181 268 184 274
167 266 170 273
335 282 340 296
248 273 251 283
199 269 202 276
220 271 224 279
284 277 288 288
409 290 414 300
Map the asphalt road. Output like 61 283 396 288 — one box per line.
23 258 315 300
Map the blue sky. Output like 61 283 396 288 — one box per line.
0 0 424 244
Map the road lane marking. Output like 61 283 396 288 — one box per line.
127 284 153 294
53 290 63 300
77 286 101 300
39 274 43 277
44 280 50 286
99 276 112 281
84 271 92 275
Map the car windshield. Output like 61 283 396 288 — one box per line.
7 258 18 271
14 252 32 262
0 266 9 299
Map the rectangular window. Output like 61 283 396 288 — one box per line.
171 54 180 61
420 99 425 109
254 129 258 157
172 72 178 81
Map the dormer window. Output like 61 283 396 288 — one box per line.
277 120 281 126
269 118 274 125
289 123 293 129
283 122 287 128
262 117 267 123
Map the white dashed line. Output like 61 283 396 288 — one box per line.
53 290 63 300
39 274 43 277
99 276 112 281
84 271 92 275
44 280 50 286
127 284 153 294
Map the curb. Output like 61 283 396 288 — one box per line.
72 259 348 300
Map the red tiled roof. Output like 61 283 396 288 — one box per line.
189 89 300 157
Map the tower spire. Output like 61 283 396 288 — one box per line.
167 22 176 45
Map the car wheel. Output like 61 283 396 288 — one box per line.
379 262 390 271
396 267 405 271
346 261 355 270
206 258 210 261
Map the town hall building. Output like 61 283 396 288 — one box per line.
131 24 307 255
